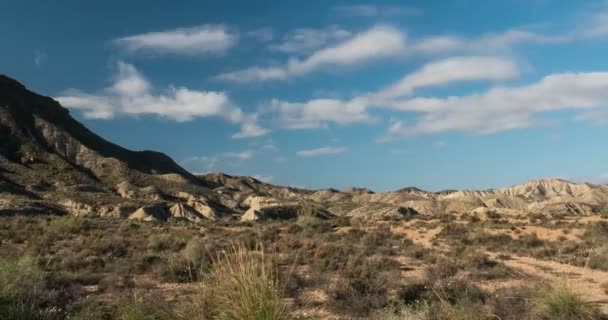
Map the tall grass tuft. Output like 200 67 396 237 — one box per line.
531 281 600 320
0 255 46 319
181 242 289 320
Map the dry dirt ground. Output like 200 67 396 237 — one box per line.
1 212 608 319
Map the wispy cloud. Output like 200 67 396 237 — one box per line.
375 56 520 100
412 28 570 56
215 25 406 83
216 25 566 84
434 140 446 147
297 146 349 157
270 25 351 54
260 56 519 130
382 72 608 138
247 27 274 42
34 51 47 67
274 156 288 163
113 25 237 56
581 3 608 38
334 5 422 17
252 174 274 183
182 149 254 173
591 173 608 184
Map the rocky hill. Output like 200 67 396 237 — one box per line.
1 74 607 222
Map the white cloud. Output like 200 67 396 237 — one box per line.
222 150 254 160
264 97 374 129
216 25 565 84
260 56 519 130
216 25 406 82
113 25 237 56
34 51 47 67
334 5 421 17
376 56 520 99
182 149 254 172
592 173 608 184
216 66 289 82
412 29 570 56
583 11 608 38
56 62 244 123
232 118 271 139
274 156 287 163
252 174 274 183
260 142 278 151
270 25 351 54
383 72 608 137
247 27 274 42
434 140 446 147
297 146 349 157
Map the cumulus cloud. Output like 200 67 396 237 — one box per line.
334 5 421 17
56 62 270 138
383 72 608 138
56 62 244 122
297 146 349 157
270 25 351 54
113 25 237 56
215 25 406 82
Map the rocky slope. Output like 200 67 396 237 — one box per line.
1 74 607 222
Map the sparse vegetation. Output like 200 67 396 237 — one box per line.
0 214 606 319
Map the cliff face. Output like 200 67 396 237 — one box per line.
0 75 221 219
0 75 197 182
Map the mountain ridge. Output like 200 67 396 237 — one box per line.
1 74 607 221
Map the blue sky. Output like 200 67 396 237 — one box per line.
2 0 608 191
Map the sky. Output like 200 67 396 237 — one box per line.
2 0 608 192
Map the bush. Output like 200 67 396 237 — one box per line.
531 281 601 320
313 243 356 271
330 255 390 314
147 229 195 252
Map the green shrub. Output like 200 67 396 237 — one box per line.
330 255 390 314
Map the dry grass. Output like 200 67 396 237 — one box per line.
531 281 601 320
190 242 290 320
